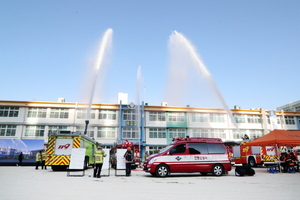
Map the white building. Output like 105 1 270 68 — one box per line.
1 99 300 158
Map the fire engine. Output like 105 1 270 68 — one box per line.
232 143 279 167
110 140 140 169
46 130 97 171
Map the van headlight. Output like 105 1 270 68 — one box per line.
148 158 156 164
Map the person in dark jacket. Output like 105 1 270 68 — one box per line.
124 147 133 176
18 152 24 166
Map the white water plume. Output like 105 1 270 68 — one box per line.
79 28 113 119
165 30 239 130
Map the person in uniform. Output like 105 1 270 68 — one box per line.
124 147 133 176
41 150 47 170
94 146 106 178
35 151 42 170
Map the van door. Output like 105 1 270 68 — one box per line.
168 144 189 173
187 143 210 172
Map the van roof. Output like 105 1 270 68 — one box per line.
171 137 223 144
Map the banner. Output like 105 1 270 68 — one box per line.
116 149 126 169
69 148 86 169
0 139 44 165
102 149 110 170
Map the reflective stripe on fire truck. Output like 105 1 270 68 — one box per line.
46 155 70 165
47 137 55 155
73 138 80 148
262 155 279 161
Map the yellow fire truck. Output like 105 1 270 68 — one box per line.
46 130 97 171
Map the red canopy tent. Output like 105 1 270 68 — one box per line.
246 130 300 173
246 130 300 147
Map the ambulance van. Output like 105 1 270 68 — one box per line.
143 137 232 177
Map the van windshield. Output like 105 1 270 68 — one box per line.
159 145 173 153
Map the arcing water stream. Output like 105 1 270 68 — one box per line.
86 28 113 119
167 31 239 130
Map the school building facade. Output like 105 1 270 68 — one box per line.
1 99 300 159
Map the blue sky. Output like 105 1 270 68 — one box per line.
1 1 299 110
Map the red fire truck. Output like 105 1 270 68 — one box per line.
232 143 279 167
110 140 140 169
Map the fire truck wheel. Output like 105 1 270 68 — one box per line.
248 157 256 167
156 164 169 177
212 164 223 176
84 156 89 169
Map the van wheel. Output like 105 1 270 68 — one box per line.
156 164 169 177
212 164 223 176
248 157 256 167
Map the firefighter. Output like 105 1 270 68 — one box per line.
124 147 133 176
35 151 42 170
94 146 106 178
41 150 47 170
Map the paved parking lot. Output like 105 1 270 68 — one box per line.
0 166 299 200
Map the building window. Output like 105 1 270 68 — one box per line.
191 113 208 122
148 146 165 155
247 115 261 124
24 126 45 137
0 125 17 136
210 113 225 123
169 128 186 139
123 110 137 121
76 126 94 138
211 129 226 139
122 127 139 139
192 129 209 137
149 111 166 121
48 126 68 134
50 108 69 119
168 112 185 122
27 108 47 118
285 116 295 125
233 114 246 123
249 130 263 139
76 109 96 119
232 130 246 139
97 127 116 138
149 128 166 138
99 110 116 120
0 107 19 117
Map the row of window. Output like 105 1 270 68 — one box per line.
0 106 298 125
27 108 117 120
150 112 297 125
0 125 263 140
148 128 262 140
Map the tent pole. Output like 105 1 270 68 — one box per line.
276 143 282 174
